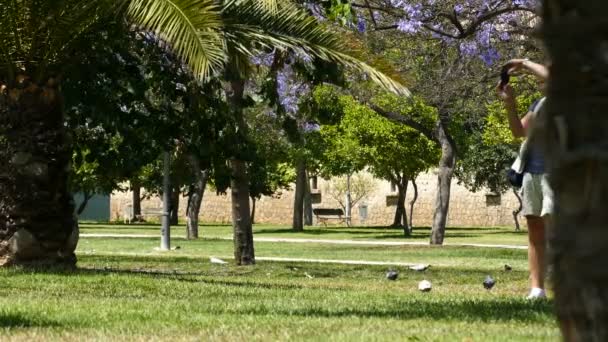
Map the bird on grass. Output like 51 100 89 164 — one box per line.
409 264 430 272
418 280 432 292
483 275 496 290
386 270 399 280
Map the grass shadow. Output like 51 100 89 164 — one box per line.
0 313 61 328
276 299 555 323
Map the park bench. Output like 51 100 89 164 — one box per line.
142 207 164 220
313 208 350 227
123 204 164 224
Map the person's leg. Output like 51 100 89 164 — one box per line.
521 173 546 298
526 215 546 290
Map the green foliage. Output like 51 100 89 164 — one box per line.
315 88 439 183
325 0 353 25
456 80 542 194
484 81 541 146
247 107 296 199
63 22 231 198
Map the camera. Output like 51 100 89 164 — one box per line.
499 66 510 89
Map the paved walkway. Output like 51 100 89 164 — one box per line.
81 250 428 267
80 233 527 250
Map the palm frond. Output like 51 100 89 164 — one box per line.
0 0 121 81
126 0 225 79
221 1 410 96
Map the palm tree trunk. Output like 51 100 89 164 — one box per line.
542 1 608 340
292 158 306 232
227 79 255 265
430 121 456 245
186 154 208 239
0 79 78 266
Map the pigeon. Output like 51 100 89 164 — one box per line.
504 264 512 271
210 257 228 264
418 280 432 292
386 270 399 281
409 264 430 272
483 275 496 290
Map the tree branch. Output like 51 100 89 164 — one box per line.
367 103 436 142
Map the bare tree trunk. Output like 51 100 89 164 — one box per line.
430 121 456 245
250 197 256 225
542 1 608 340
512 188 522 231
0 79 78 266
391 177 410 236
409 178 418 229
77 192 92 215
170 187 179 226
303 169 313 226
132 181 142 222
160 151 171 250
292 158 306 232
227 79 255 265
186 154 208 240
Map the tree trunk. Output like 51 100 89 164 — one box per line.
170 186 179 226
303 169 313 226
292 158 306 232
512 188 522 231
186 154 208 240
409 178 418 229
0 79 78 266
227 79 255 265
542 2 608 340
345 173 352 227
391 177 410 236
160 151 171 250
132 181 142 222
77 192 92 215
250 197 256 225
430 121 456 245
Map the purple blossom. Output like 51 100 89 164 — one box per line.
454 4 464 14
357 15 367 33
302 122 320 133
480 48 500 66
277 63 311 115
459 41 478 56
304 2 326 21
397 18 422 33
250 52 275 66
513 0 537 7
294 50 313 64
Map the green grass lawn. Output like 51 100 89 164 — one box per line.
0 224 559 341
80 223 530 246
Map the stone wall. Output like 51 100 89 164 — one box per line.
110 170 522 228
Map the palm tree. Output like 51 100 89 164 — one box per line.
0 0 227 266
541 1 608 340
0 0 407 266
